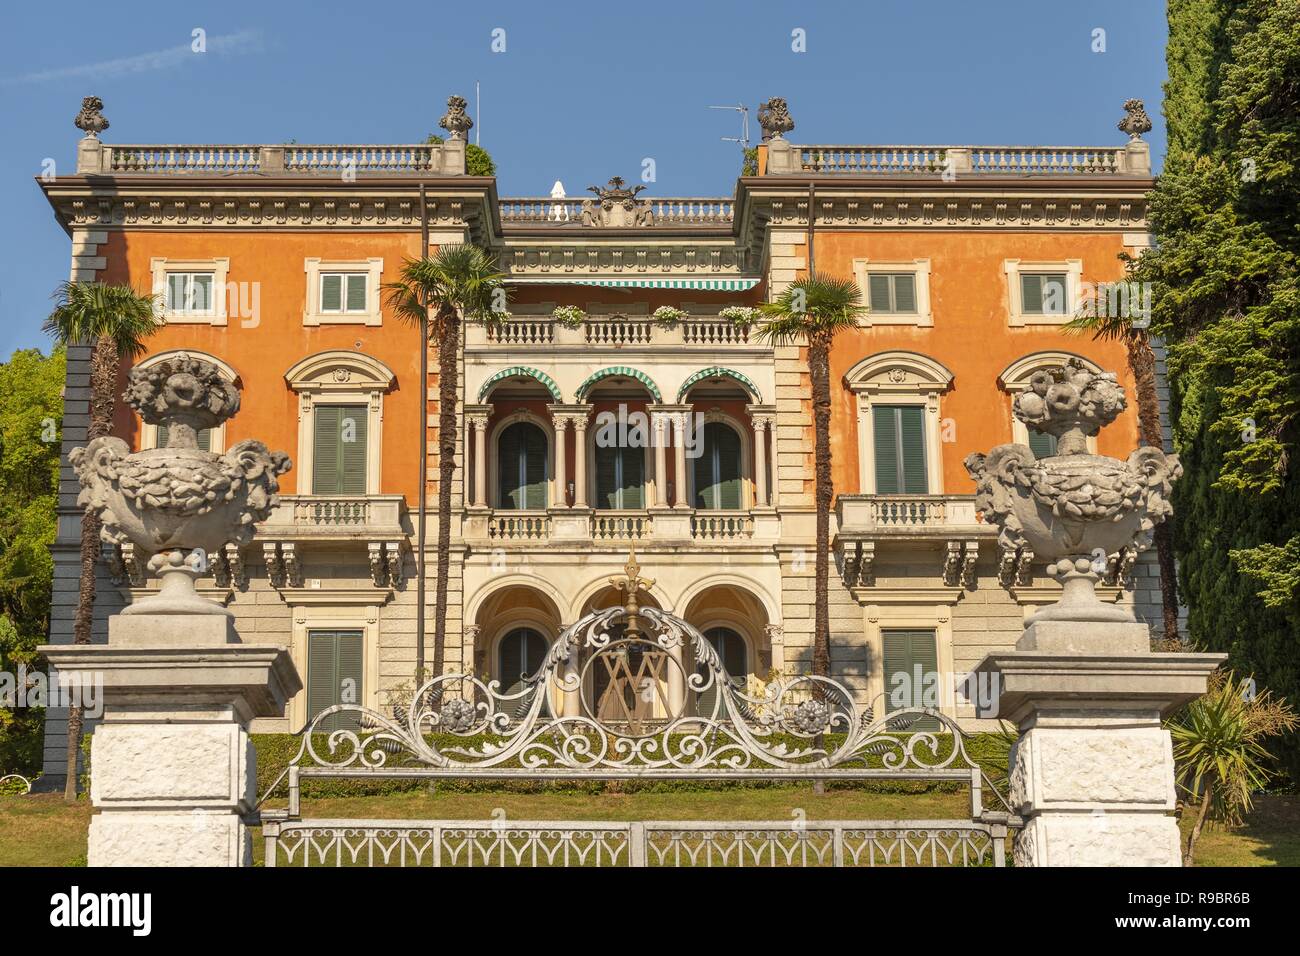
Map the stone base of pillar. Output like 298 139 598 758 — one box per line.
550 507 591 540
41 640 300 868
751 506 780 540
976 642 1223 867
648 507 691 540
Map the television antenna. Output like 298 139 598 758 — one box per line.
708 103 750 150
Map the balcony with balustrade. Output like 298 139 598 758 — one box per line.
251 494 410 589
833 494 995 591
467 311 763 352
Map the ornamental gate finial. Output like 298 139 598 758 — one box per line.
609 544 655 635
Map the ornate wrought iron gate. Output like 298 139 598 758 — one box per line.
257 567 1018 867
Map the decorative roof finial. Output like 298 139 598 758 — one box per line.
74 96 109 139
438 94 473 141
758 97 795 142
1117 98 1152 141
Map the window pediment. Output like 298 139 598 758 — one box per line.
285 351 396 392
845 351 954 395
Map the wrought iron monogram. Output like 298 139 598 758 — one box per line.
285 601 988 779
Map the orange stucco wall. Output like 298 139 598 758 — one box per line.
97 231 425 498
813 231 1139 496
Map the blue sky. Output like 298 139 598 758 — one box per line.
0 0 1168 356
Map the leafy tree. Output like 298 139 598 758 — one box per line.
1170 669 1297 864
1136 0 1300 778
0 347 64 776
385 246 507 680
424 134 496 177
43 282 159 799
755 276 867 681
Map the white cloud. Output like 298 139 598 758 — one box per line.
1 30 264 87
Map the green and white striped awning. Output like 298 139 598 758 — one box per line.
506 276 761 291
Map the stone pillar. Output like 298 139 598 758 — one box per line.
572 418 590 509
666 641 686 719
464 404 493 510
749 413 770 508
42 615 300 867
974 622 1222 867
652 414 670 508
673 413 690 509
552 416 569 507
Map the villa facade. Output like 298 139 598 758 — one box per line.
37 96 1168 779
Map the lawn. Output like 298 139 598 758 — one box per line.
2 788 1296 867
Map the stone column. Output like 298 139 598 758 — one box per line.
562 638 582 718
750 413 770 508
552 416 569 508
666 641 686 719
572 417 590 508
464 404 493 511
673 412 690 509
42 616 300 867
652 414 670 508
974 623 1222 866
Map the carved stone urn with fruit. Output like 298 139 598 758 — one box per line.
964 358 1180 624
70 353 292 615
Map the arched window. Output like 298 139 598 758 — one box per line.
497 627 548 699
696 627 749 718
595 442 645 509
497 421 548 510
693 422 743 510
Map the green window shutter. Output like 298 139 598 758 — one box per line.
620 446 644 509
312 406 341 493
898 405 928 493
1028 428 1058 458
321 274 343 312
307 630 364 734
694 422 742 510
595 443 618 509
522 425 547 509
881 628 939 730
868 274 893 312
498 422 548 509
499 628 547 697
596 444 644 510
312 405 367 494
874 406 928 494
345 274 367 313
873 406 901 494
338 405 367 494
1020 274 1044 314
893 274 917 313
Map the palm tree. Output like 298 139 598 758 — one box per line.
1066 288 1181 641
1170 669 1297 865
386 245 506 681
755 275 866 681
43 282 160 800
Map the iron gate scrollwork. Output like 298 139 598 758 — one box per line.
258 557 1018 866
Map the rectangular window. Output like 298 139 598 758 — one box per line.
312 404 368 494
320 273 368 314
165 272 215 314
867 273 918 314
872 405 928 494
306 629 364 733
1020 273 1069 316
881 628 940 729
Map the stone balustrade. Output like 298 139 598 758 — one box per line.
766 141 1150 177
258 494 407 540
835 493 987 534
498 197 734 225
81 141 465 176
467 316 764 350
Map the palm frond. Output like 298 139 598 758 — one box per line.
752 273 866 346
43 281 161 358
383 244 509 336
